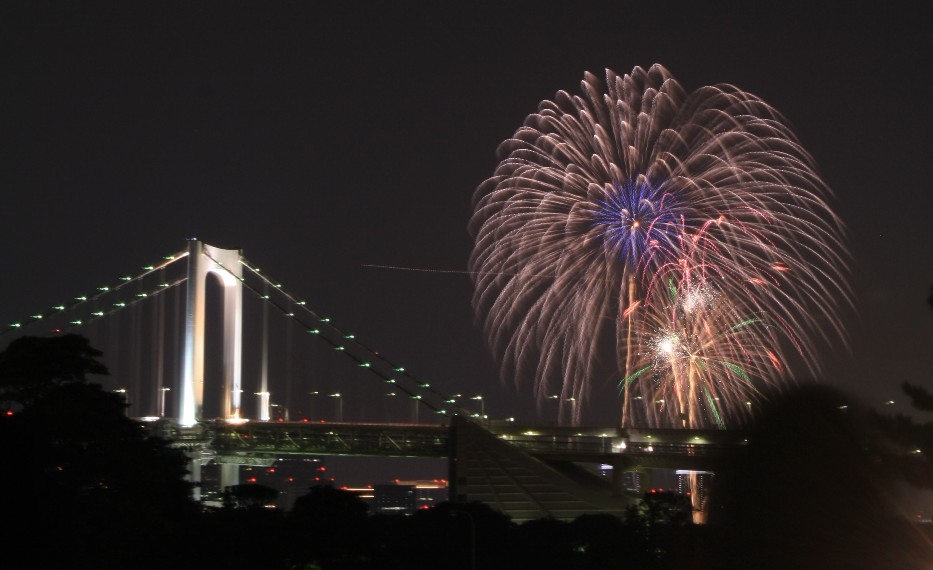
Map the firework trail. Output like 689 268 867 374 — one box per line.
624 223 796 429
468 64 850 428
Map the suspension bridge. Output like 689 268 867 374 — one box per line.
2 239 746 522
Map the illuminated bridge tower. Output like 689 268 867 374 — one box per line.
178 239 244 428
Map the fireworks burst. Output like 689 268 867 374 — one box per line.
469 64 850 427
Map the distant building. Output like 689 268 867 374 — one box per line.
363 480 448 515
621 471 643 494
676 470 713 507
398 479 448 511
341 485 376 509
372 484 416 515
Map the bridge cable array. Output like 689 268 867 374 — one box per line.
1 250 189 337
2 245 484 421
202 248 483 421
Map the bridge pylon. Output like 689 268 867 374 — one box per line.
178 239 244 427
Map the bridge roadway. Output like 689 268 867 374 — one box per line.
144 416 748 469
144 417 750 518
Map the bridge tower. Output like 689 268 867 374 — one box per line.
178 239 244 427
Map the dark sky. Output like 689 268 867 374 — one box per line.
2 0 932 450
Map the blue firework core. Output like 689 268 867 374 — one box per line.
592 178 679 269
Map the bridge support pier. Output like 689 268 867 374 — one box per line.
187 455 202 502
220 463 240 490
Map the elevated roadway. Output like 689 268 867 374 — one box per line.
145 416 749 520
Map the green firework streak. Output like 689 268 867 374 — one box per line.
703 387 726 429
667 277 678 304
721 361 751 383
619 365 653 393
728 317 762 331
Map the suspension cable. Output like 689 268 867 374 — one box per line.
198 249 479 418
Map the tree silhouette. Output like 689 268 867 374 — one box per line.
507 517 578 569
0 335 198 569
621 491 694 569
865 287 933 490
0 334 108 407
899 286 933 411
903 382 933 412
407 500 514 570
286 484 371 567
709 384 930 569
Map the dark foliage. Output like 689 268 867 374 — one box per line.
286 484 373 568
0 335 197 570
568 513 631 569
707 383 931 569
0 334 108 406
406 500 514 570
903 381 933 412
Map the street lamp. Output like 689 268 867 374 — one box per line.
113 388 128 417
159 387 171 418
330 393 343 422
471 395 485 419
232 388 244 420
308 391 320 421
411 394 422 423
547 394 560 425
385 391 401 422
255 391 271 421
566 397 577 425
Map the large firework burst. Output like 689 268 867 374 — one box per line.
469 64 850 428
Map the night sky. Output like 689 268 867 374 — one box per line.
2 0 932 476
